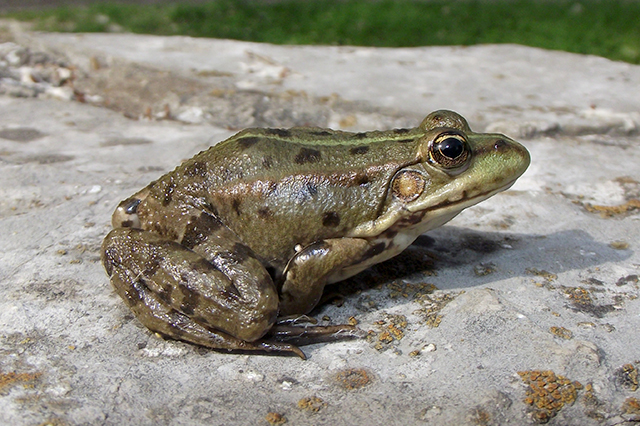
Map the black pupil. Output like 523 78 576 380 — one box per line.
438 137 464 159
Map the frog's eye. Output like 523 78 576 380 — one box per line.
429 133 470 170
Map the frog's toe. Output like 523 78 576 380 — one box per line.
275 314 318 325
267 323 365 343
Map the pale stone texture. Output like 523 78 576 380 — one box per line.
1 24 639 426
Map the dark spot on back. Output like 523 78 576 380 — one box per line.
237 136 261 149
355 173 369 186
397 138 414 143
350 145 369 155
310 130 332 137
184 161 208 177
181 213 222 249
257 207 272 218
322 211 340 227
262 156 273 169
353 132 368 139
265 128 291 137
295 147 322 164
394 128 411 134
232 198 242 216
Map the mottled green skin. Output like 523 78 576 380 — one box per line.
144 126 423 269
101 110 530 358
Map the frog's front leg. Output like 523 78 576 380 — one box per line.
279 237 380 316
102 217 304 358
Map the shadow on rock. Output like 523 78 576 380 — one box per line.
323 226 632 304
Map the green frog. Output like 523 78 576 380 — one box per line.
101 110 530 359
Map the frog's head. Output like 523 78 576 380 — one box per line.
389 110 530 231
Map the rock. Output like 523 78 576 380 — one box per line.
0 22 638 426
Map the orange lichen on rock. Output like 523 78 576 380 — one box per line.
622 397 640 416
367 313 407 351
265 412 287 425
526 268 558 282
297 396 327 412
550 326 573 339
413 291 459 328
564 287 593 305
335 368 372 390
584 199 640 217
0 370 42 393
616 364 639 391
518 370 582 423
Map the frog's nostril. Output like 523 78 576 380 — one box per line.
494 139 508 151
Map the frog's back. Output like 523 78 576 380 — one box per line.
203 126 424 179
170 126 423 264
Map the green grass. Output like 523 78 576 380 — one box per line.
5 0 640 64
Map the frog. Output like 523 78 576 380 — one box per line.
101 110 530 359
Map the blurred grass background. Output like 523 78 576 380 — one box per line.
3 0 639 64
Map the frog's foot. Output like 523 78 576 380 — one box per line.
267 323 364 345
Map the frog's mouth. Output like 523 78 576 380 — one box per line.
409 177 520 215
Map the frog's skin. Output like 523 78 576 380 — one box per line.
102 110 530 358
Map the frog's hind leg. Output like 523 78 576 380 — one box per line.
108 264 305 358
102 227 303 357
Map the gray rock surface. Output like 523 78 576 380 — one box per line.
1 23 639 426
